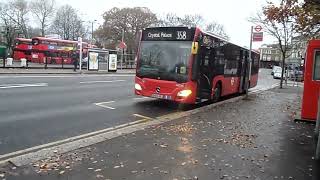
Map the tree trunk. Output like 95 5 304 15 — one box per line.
280 52 286 89
41 22 45 37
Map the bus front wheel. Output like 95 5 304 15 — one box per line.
212 83 221 103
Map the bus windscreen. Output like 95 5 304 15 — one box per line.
137 41 192 83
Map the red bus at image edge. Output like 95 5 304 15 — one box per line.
134 27 259 104
301 39 320 121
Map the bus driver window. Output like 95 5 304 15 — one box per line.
314 51 320 80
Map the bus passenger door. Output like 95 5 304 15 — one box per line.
239 50 246 93
197 47 213 101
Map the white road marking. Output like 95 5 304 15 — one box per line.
0 118 150 166
0 83 48 89
80 80 126 84
133 97 150 100
133 113 153 120
95 101 116 110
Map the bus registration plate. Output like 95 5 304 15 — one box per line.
151 94 172 100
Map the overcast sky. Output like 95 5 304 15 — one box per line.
56 0 274 49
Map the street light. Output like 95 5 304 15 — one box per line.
91 20 97 46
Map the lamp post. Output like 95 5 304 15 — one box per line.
91 20 97 46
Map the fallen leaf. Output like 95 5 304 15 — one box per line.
96 174 104 178
59 170 65 175
95 169 102 172
160 144 168 148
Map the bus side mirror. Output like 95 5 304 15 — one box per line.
191 42 198 55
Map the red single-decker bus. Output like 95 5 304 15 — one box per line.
135 27 259 104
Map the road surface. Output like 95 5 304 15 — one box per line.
0 69 279 155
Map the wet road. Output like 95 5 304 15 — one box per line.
0 69 277 155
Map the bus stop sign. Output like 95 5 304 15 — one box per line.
252 32 263 42
119 41 127 49
254 25 262 32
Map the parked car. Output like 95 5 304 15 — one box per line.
273 68 283 79
271 66 282 75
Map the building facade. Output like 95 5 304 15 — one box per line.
259 44 281 68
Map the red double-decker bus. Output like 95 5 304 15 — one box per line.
31 37 90 64
13 38 32 61
301 40 320 121
135 27 259 104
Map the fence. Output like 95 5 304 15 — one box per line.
117 53 136 69
0 52 137 70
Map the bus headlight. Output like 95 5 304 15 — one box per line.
135 83 142 91
177 90 192 97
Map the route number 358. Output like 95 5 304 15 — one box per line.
177 31 187 40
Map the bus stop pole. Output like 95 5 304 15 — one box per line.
79 38 83 72
246 26 253 98
2 55 5 68
315 91 320 160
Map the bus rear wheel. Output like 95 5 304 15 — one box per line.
212 83 221 103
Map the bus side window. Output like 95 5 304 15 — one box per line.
314 50 320 80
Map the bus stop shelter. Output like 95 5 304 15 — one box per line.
86 48 118 72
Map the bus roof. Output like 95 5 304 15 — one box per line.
201 28 257 53
32 37 88 45
143 26 259 54
308 39 320 47
15 38 32 42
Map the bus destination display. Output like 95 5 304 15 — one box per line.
142 27 195 41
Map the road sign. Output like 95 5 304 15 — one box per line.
252 32 263 42
254 25 262 32
119 41 127 49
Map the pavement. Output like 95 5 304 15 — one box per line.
0 68 136 74
1 84 318 180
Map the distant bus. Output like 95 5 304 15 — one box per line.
134 27 259 104
301 39 320 121
31 37 90 64
13 38 32 61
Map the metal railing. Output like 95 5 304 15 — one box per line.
315 90 320 160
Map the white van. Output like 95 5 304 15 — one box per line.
271 66 282 75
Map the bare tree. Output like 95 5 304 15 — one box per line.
159 13 205 27
205 21 229 40
0 0 31 52
97 7 158 52
250 0 296 88
157 13 182 26
180 14 205 27
30 0 55 36
51 5 85 40
158 13 229 39
0 0 30 39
